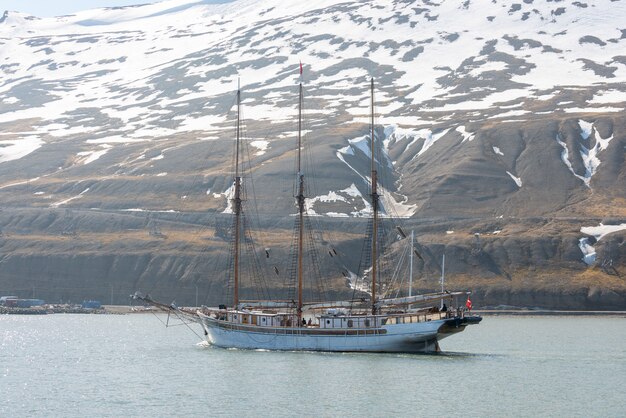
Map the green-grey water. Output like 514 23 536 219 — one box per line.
1 314 624 417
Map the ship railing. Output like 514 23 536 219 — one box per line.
204 307 467 329
383 309 462 325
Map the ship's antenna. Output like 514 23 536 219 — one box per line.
440 253 445 309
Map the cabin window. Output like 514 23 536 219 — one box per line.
326 320 331 325
262 317 266 322
365 319 370 327
381 318 388 325
347 320 353 328
233 315 237 319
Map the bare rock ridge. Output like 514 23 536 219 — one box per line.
0 0 625 308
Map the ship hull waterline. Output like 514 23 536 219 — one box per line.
198 314 479 353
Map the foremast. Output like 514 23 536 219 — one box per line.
296 81 305 323
233 85 242 308
370 78 379 315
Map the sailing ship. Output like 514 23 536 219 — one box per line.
135 77 481 353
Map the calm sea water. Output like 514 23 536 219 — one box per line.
1 314 624 417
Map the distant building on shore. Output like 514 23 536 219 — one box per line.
0 296 18 305
81 300 102 309
2 298 45 308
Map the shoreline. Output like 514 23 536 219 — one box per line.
473 309 626 316
2 305 625 316
112 306 626 316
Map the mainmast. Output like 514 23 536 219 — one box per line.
370 78 379 315
296 81 305 323
233 84 242 308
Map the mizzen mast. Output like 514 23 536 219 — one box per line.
296 80 305 323
233 83 242 308
370 78 379 315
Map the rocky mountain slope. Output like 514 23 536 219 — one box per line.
0 0 625 308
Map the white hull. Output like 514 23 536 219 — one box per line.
198 314 470 353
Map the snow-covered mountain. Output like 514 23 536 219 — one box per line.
0 0 625 308
1 0 625 212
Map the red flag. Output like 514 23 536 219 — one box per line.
299 61 303 75
465 297 472 311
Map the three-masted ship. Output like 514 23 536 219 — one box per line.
136 78 481 353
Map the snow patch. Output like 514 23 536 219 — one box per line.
589 90 626 104
337 129 418 218
578 120 593 140
579 237 596 265
122 208 178 213
379 186 416 218
86 136 148 144
325 212 349 218
577 120 614 188
76 144 111 165
456 126 475 142
0 177 41 190
306 184 370 217
51 188 90 207
346 268 370 294
250 140 269 156
563 107 623 113
556 133 587 185
581 223 626 241
417 129 451 157
0 136 44 163
506 171 522 187
579 223 626 265
213 183 235 214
